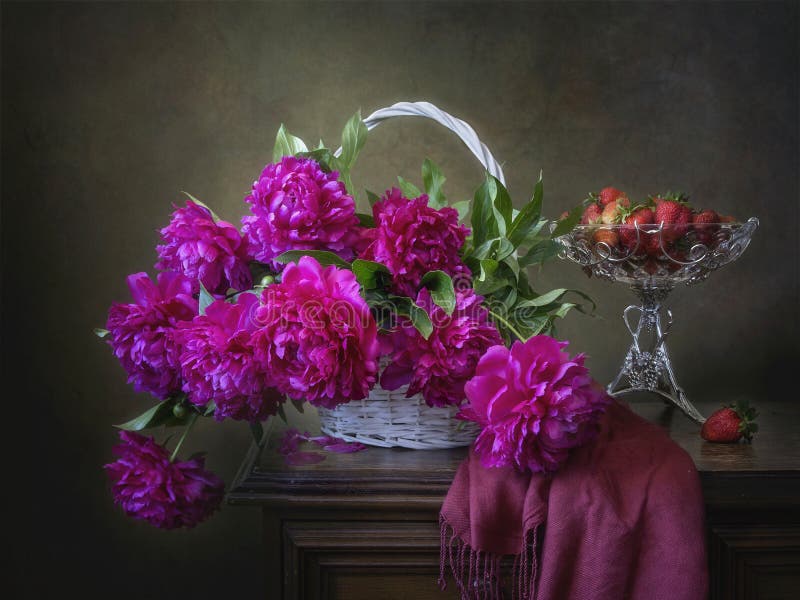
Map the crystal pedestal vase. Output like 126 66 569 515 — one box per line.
556 217 759 423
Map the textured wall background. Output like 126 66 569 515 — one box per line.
3 1 797 597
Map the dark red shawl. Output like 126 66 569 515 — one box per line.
440 400 708 599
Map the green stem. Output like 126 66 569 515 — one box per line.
170 412 199 462
489 310 527 343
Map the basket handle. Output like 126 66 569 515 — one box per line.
334 101 506 185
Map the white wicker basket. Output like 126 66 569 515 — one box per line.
319 101 505 450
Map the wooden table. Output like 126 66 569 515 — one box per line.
229 400 800 599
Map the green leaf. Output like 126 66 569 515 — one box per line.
503 253 521 279
115 397 178 431
492 176 513 236
518 219 550 247
471 176 500 246
508 171 543 248
198 282 215 316
477 258 500 282
519 239 561 267
352 259 391 290
473 259 513 295
298 148 336 172
391 295 433 339
276 404 288 424
203 401 217 417
520 315 550 336
274 250 351 268
182 191 221 222
470 237 501 260
420 270 456 315
516 288 569 308
422 158 447 208
290 398 305 414
365 189 381 207
550 204 583 238
451 200 470 222
519 288 596 314
501 287 518 310
356 212 375 228
397 176 422 198
249 421 265 446
494 238 516 262
551 302 577 319
470 237 516 262
406 303 433 339
273 124 308 162
338 110 368 171
94 328 109 339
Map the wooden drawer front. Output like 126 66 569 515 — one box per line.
709 525 800 600
282 520 458 600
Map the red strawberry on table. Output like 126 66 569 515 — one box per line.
598 187 627 207
653 194 692 243
700 400 759 443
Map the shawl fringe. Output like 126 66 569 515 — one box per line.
439 515 540 600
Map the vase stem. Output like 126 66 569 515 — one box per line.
607 286 706 423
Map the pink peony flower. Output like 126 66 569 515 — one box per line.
251 256 380 409
106 272 198 399
156 199 252 294
381 288 503 407
174 293 281 422
459 336 611 474
241 156 362 268
104 431 224 529
359 188 470 296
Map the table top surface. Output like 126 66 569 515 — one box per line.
229 398 800 508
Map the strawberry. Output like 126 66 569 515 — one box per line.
581 203 603 225
653 194 692 243
700 400 758 443
598 187 627 207
601 197 630 224
719 215 737 223
643 233 669 257
593 228 619 248
691 209 720 245
619 206 655 251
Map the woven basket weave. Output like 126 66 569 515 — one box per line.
319 101 505 450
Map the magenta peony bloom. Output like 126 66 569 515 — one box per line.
359 188 470 296
381 288 503 407
251 256 380 408
241 156 362 268
174 293 281 422
459 336 611 474
156 199 252 294
104 431 224 529
106 272 198 399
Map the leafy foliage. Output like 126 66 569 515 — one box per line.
115 396 196 431
268 114 590 343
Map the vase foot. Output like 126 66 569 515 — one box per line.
607 302 706 424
